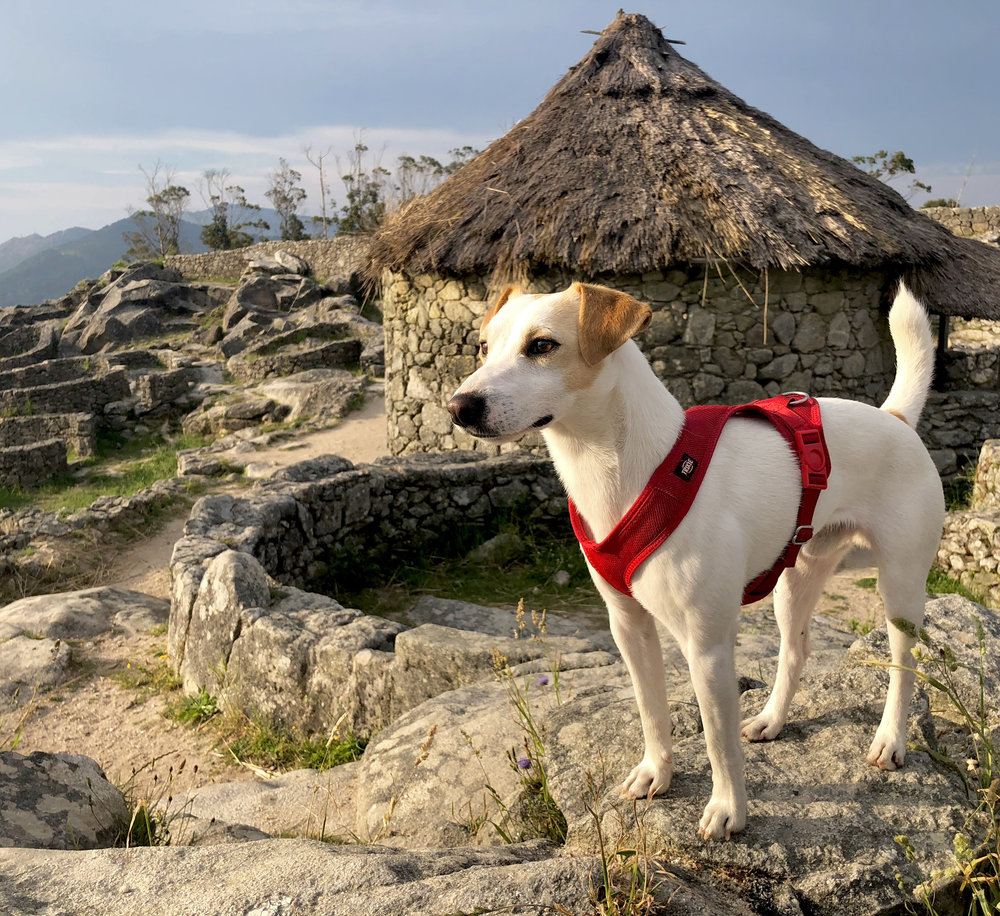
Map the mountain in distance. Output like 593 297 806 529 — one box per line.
0 227 92 276
0 208 286 309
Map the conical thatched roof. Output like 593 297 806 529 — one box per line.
369 11 1000 318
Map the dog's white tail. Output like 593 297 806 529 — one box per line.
880 282 936 427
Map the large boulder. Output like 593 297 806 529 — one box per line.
0 751 128 849
256 368 367 425
60 264 202 354
0 839 600 916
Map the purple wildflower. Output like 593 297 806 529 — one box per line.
517 756 532 769
536 676 550 687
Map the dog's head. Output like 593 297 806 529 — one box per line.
447 282 651 442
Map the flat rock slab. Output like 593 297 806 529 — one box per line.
0 836 793 916
178 765 360 841
0 838 594 916
0 587 169 641
0 751 128 850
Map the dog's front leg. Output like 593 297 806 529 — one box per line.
688 635 747 840
605 593 674 799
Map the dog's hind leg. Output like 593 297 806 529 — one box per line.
866 563 927 769
742 543 847 742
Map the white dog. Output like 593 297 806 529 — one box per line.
448 281 945 840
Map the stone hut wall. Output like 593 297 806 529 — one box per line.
165 236 372 283
382 265 895 455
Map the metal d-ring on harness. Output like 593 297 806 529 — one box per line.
569 392 832 606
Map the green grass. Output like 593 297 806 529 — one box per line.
168 688 219 725
110 655 182 704
339 522 601 625
926 568 984 603
944 464 977 511
0 431 212 514
224 717 366 772
855 571 984 604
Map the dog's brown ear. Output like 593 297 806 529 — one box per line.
575 282 652 366
481 285 522 330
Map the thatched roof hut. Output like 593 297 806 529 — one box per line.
371 10 999 320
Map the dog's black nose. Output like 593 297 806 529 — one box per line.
448 392 486 429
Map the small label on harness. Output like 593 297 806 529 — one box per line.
674 453 698 482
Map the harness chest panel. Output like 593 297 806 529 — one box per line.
568 394 831 606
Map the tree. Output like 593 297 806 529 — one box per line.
337 142 391 232
123 162 190 260
852 149 932 200
304 145 336 239
395 146 479 208
265 158 308 241
199 169 269 250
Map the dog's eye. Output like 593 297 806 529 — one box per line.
478 340 488 358
527 338 558 356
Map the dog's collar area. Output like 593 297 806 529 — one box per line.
531 415 554 428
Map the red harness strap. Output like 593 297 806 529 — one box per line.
569 394 831 606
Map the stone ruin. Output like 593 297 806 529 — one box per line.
146 442 1000 914
0 252 382 497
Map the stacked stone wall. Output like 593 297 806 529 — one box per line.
0 370 130 417
973 440 1000 509
0 414 96 458
132 368 198 412
0 357 93 392
921 391 1000 478
169 452 565 666
0 439 68 490
937 439 1000 608
165 236 371 283
383 265 895 455
923 205 1000 238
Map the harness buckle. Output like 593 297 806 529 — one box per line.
795 429 829 489
783 391 810 407
792 525 814 546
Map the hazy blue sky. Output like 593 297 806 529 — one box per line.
1 0 997 241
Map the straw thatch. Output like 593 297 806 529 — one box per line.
369 11 1000 318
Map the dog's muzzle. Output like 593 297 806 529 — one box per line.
447 392 487 430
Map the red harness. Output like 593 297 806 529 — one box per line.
569 394 831 605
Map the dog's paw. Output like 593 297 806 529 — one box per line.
741 711 784 742
698 797 746 841
867 730 907 770
621 754 673 800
